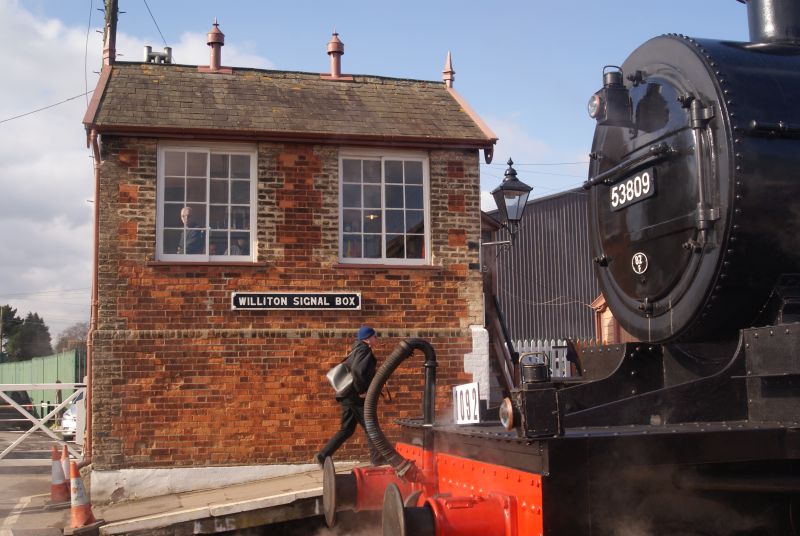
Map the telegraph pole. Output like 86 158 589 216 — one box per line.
102 0 118 66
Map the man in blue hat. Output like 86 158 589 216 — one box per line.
315 325 384 466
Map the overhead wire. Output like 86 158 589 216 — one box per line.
142 0 171 60
0 92 94 125
0 288 91 299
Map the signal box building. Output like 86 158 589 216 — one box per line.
82 26 497 501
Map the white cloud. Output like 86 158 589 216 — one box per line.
0 2 276 342
0 1 98 340
116 30 275 70
480 191 497 212
478 114 590 212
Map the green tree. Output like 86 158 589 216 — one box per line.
0 304 23 361
7 313 53 361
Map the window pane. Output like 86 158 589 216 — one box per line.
230 232 250 255
209 206 228 229
386 210 405 233
343 209 361 233
186 204 206 227
186 152 207 177
187 178 206 202
160 148 255 261
405 161 423 184
231 180 250 204
363 210 381 233
385 160 403 183
210 179 228 203
164 203 184 228
164 177 184 202
180 228 206 254
343 184 361 207
210 231 228 255
231 155 250 178
406 210 424 233
164 151 185 176
364 185 381 208
231 207 250 230
386 234 404 258
405 185 423 209
343 234 361 258
163 229 182 254
407 235 425 259
343 159 361 182
364 235 381 258
210 154 229 178
386 185 403 208
363 160 381 183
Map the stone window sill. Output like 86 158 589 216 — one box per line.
334 263 443 271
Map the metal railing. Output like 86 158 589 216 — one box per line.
0 383 86 460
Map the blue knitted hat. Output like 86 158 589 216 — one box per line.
357 325 376 340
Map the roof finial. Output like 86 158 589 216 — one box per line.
442 51 455 88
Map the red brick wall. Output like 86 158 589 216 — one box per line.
92 137 483 470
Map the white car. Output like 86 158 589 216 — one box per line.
59 391 84 440
61 403 77 439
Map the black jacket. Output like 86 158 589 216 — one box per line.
341 340 376 400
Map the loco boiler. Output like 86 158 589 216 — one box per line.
322 1 800 534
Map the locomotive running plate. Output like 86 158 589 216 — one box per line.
610 167 656 211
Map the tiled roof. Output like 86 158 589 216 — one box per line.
85 63 496 148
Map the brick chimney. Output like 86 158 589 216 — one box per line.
198 19 232 74
321 31 353 81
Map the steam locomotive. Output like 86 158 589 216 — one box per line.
323 1 800 533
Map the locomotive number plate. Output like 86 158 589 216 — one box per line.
453 382 480 424
610 167 655 211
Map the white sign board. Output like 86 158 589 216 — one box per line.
452 382 481 424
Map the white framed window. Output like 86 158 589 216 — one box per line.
339 150 430 265
157 144 257 262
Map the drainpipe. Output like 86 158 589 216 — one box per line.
83 129 102 463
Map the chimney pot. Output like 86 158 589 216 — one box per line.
327 31 344 78
207 19 225 71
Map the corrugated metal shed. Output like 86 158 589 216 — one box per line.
487 188 599 341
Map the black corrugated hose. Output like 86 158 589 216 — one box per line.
363 339 437 481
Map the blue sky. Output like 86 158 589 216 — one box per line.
1 0 749 337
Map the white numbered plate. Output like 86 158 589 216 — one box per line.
452 382 480 424
610 167 656 211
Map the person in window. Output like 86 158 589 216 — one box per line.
178 206 204 254
230 236 249 256
315 325 386 467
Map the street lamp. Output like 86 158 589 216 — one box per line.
487 159 532 245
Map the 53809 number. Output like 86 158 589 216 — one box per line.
610 168 655 211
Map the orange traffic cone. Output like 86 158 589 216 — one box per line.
50 445 70 503
69 460 97 528
61 444 70 485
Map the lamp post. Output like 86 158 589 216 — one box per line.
484 159 532 247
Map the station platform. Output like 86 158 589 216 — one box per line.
3 465 335 535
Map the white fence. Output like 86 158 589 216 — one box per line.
513 339 573 378
0 383 85 460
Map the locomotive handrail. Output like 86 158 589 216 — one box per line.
747 119 800 138
583 142 677 189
